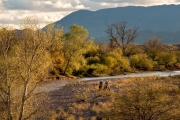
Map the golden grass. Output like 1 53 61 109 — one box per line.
66 114 75 120
90 116 96 120
75 92 88 101
48 107 68 120
48 75 180 119
72 103 90 111
91 101 113 115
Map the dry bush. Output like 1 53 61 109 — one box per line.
90 116 96 120
65 81 85 88
48 107 68 120
66 114 75 120
96 89 114 97
75 81 85 86
91 101 113 115
78 117 84 120
71 103 90 111
110 77 180 120
83 86 90 93
48 107 77 120
65 82 76 87
75 92 88 101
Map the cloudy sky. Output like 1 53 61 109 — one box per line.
0 0 180 29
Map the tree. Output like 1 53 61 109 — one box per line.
143 36 164 61
106 21 138 56
62 24 95 75
0 25 17 120
130 54 154 70
104 48 131 75
0 16 51 120
44 23 65 76
156 52 177 67
16 16 51 120
126 43 144 56
163 44 178 52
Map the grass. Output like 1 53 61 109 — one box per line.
31 75 180 119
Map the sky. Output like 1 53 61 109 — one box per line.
0 0 180 29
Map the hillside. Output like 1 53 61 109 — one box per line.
53 4 180 44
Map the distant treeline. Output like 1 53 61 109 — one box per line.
48 21 180 77
1 20 180 79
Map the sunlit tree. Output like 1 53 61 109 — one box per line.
62 24 95 75
0 16 51 120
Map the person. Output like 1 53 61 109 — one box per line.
104 80 110 90
99 80 103 90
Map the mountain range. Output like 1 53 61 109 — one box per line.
53 4 180 44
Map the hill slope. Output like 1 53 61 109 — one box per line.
53 4 180 44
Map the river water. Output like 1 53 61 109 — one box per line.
37 71 180 92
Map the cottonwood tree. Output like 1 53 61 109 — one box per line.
0 16 51 120
103 48 131 75
0 26 18 120
62 24 95 75
16 16 51 120
106 21 138 56
44 23 64 53
44 23 65 75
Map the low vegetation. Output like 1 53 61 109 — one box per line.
47 76 180 119
0 16 180 119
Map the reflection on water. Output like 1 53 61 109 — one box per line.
37 71 180 92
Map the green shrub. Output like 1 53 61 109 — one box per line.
90 64 109 76
130 54 154 70
156 52 177 66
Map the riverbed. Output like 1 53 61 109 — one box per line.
37 71 180 93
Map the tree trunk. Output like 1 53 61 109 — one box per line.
18 81 28 120
63 55 72 75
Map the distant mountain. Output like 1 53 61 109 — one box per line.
52 4 180 44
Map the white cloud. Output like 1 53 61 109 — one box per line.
0 0 180 29
2 0 33 10
53 1 72 8
0 9 70 29
88 0 180 6
1 0 86 11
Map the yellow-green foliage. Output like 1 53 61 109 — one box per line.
156 52 177 65
130 54 139 67
104 56 117 68
0 17 52 120
130 54 154 70
176 51 180 63
103 48 131 74
61 24 97 75
89 63 109 76
87 56 101 64
126 44 144 56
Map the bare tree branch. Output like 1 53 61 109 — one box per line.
106 21 138 56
